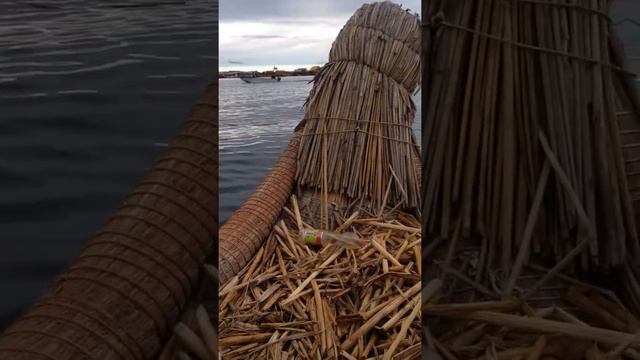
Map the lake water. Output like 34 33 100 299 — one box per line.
0 0 218 329
219 76 422 223
613 2 640 76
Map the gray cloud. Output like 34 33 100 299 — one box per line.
220 0 420 21
238 35 287 39
219 1 420 68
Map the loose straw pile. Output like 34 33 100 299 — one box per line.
218 195 421 359
425 268 640 360
296 1 422 212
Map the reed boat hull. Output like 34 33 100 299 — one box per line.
0 83 219 359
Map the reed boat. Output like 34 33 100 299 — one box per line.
0 83 218 359
214 2 423 359
422 1 640 359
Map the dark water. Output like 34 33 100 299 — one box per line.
613 2 640 77
219 77 422 223
0 0 218 329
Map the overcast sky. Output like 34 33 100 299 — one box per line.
219 0 420 69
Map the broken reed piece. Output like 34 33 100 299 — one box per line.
424 300 521 317
383 299 421 360
174 322 213 360
503 160 550 298
434 309 640 349
218 333 274 348
565 287 629 332
341 281 421 350
195 306 217 358
280 249 343 306
526 335 547 360
202 263 218 285
423 278 443 307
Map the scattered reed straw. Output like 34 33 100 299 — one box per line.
219 199 422 359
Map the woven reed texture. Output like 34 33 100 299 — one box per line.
218 132 301 286
0 83 218 360
329 2 420 92
296 1 422 213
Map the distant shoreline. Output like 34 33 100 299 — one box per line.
219 65 323 78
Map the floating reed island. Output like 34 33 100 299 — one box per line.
162 2 422 359
423 0 640 359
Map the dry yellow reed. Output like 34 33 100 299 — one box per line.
218 198 421 359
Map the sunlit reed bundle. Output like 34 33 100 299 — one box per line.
296 1 422 214
423 0 640 280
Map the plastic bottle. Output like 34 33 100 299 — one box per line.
301 229 365 249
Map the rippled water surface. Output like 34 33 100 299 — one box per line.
0 0 217 329
219 77 422 223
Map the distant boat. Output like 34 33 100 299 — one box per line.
239 67 282 84
240 76 281 84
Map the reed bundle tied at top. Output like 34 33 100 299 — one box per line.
423 0 640 282
296 2 422 213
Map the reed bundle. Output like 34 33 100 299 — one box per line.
218 196 421 360
296 1 422 213
423 0 640 358
423 0 640 280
